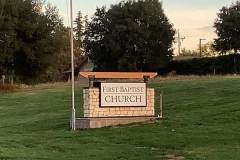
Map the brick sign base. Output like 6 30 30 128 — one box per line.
75 87 155 129
75 116 156 129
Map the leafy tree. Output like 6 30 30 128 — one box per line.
0 0 66 83
214 1 240 73
84 7 111 70
84 0 175 71
180 43 217 58
0 0 23 83
214 1 240 54
180 48 199 57
201 42 217 57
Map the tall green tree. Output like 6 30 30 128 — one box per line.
214 1 240 54
214 1 240 73
84 0 175 71
0 0 17 76
0 0 65 83
74 11 83 48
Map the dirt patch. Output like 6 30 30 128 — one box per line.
0 84 19 92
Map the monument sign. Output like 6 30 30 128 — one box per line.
74 72 158 129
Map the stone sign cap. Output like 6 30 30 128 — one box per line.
79 72 158 79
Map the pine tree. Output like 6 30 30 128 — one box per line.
74 11 84 48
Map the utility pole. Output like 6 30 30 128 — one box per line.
199 38 206 57
177 29 185 55
70 0 76 131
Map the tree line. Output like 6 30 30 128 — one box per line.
1 0 240 84
0 0 85 83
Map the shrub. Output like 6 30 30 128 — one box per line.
164 54 240 75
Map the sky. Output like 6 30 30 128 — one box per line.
47 0 236 54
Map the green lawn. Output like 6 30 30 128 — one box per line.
0 77 240 160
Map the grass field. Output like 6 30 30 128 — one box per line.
0 77 240 160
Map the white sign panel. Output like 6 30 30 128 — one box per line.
101 83 146 107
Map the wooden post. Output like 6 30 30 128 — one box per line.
160 92 163 118
88 75 95 88
2 75 5 85
143 75 150 83
10 75 13 85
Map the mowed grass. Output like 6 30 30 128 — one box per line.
0 77 240 160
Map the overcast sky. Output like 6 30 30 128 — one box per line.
47 0 236 53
